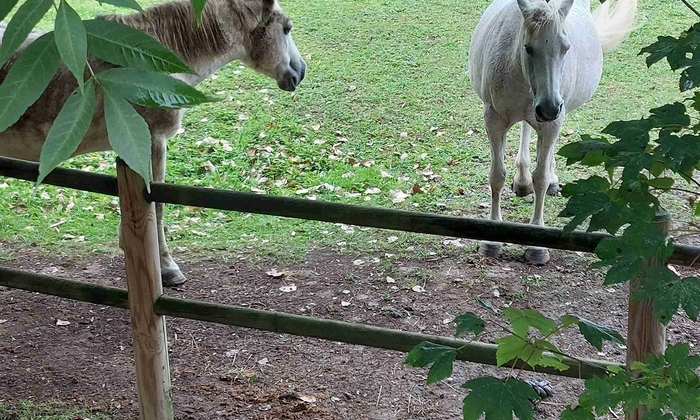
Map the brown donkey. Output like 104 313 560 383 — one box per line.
0 0 306 286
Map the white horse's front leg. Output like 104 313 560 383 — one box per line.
513 122 534 197
525 121 562 264
479 105 510 259
547 155 561 195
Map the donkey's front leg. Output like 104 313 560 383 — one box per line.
152 134 187 286
479 105 510 259
525 122 562 265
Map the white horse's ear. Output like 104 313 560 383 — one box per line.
516 0 530 14
558 0 574 18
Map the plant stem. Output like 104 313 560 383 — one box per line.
680 0 700 19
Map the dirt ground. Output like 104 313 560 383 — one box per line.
1 240 699 420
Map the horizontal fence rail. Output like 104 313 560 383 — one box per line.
0 266 621 380
2 156 700 268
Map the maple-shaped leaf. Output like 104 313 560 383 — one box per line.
654 132 700 174
454 313 486 338
637 266 700 324
647 102 690 131
462 377 538 420
561 406 595 420
405 342 456 385
577 318 625 351
503 308 558 337
494 335 535 367
578 375 628 416
620 382 652 413
639 23 700 70
594 223 673 285
560 315 580 328
643 410 674 420
557 136 611 166
665 343 700 383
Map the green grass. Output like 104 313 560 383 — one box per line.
0 0 696 261
0 401 112 420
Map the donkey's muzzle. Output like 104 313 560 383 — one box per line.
278 60 306 92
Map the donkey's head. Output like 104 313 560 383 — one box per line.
517 0 574 122
229 0 306 91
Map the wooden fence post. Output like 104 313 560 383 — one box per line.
117 159 173 420
625 210 669 420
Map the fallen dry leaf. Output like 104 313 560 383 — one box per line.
412 285 426 293
412 184 425 194
390 190 410 204
279 284 297 293
266 269 286 278
56 319 71 326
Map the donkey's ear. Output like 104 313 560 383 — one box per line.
261 0 275 23
516 0 530 14
558 0 574 18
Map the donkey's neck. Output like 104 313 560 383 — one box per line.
101 0 247 85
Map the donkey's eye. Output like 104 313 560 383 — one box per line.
283 26 292 35
525 45 534 56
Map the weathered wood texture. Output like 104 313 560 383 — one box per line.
625 211 670 420
0 266 129 308
2 156 700 268
154 294 621 379
117 159 173 420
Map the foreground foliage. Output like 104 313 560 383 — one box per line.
407 2 700 419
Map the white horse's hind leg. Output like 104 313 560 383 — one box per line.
479 105 509 258
513 122 534 197
525 122 562 264
547 156 561 195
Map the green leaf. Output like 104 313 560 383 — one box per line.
696 201 700 217
55 0 88 89
0 0 54 68
462 377 538 420
638 267 700 324
191 0 208 24
557 137 611 166
83 19 193 74
494 335 535 367
38 79 96 184
0 0 20 23
639 24 700 70
643 410 674 420
0 32 61 133
96 68 217 109
404 342 456 385
560 315 580 328
561 406 595 420
577 318 625 351
95 0 144 12
648 103 690 131
681 66 700 91
502 308 558 337
102 85 153 188
647 177 675 189
665 343 700 383
578 375 628 415
594 222 673 285
454 313 485 338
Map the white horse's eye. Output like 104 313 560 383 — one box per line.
525 45 534 55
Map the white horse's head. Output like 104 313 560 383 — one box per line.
517 0 574 122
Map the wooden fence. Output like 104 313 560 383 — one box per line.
1 155 696 420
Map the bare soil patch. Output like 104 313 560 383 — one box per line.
1 241 698 419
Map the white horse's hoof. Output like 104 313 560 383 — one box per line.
546 182 562 196
162 269 187 287
479 241 502 259
512 181 534 197
525 247 550 265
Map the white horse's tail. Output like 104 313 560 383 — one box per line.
591 0 638 53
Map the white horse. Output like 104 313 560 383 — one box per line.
469 0 637 264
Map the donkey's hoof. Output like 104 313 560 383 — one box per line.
525 247 550 265
512 182 534 197
162 269 187 287
479 241 502 259
546 182 562 196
